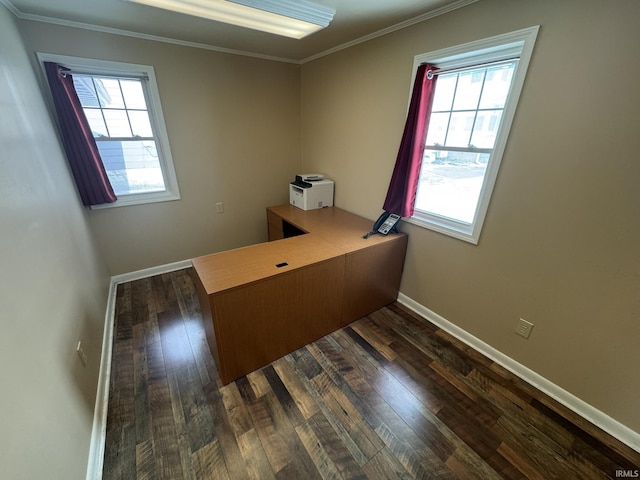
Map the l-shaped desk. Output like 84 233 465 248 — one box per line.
192 205 407 385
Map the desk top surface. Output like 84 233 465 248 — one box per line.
267 205 403 254
192 206 405 295
192 233 343 294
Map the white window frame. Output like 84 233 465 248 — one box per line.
406 26 539 244
37 53 180 209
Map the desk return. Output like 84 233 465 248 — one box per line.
192 206 407 385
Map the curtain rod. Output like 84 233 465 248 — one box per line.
58 67 148 81
423 57 519 79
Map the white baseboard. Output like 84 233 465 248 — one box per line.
111 258 193 285
397 292 640 455
85 278 117 480
85 258 194 480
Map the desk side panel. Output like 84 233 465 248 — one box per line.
212 257 345 384
193 268 225 379
341 234 408 325
267 208 285 241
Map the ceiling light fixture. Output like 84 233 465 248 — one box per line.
123 0 335 39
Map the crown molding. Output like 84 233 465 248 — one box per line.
300 0 479 63
0 0 20 16
2 0 299 63
2 0 478 65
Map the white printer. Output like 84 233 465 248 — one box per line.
289 174 334 211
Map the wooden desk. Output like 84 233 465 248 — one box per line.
192 206 407 384
266 205 408 323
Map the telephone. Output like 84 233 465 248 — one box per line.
363 211 401 238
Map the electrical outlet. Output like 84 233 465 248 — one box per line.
515 318 534 339
76 341 88 366
215 202 224 213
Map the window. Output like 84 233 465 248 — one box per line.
38 53 180 208
407 26 538 244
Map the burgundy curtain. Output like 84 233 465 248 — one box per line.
383 63 436 217
44 62 117 206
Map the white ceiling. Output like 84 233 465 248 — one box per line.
4 0 476 62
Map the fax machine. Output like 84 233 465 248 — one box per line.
289 174 334 211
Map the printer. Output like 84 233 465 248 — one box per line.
289 174 334 211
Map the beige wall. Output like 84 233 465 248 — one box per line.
0 5 111 479
301 0 640 432
21 20 302 275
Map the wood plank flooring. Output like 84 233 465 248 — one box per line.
103 268 640 479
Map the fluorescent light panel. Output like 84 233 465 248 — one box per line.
124 0 335 39
228 0 334 27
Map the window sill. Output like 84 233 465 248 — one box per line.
89 190 180 209
405 213 479 245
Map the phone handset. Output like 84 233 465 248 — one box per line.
363 211 401 239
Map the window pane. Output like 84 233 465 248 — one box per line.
96 140 165 195
73 77 100 107
416 149 490 224
445 111 475 147
120 80 147 109
452 70 484 111
98 79 125 109
83 108 108 137
103 109 132 137
128 110 153 137
479 64 515 109
425 112 449 146
470 110 503 148
431 74 456 111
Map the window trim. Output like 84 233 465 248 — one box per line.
405 26 539 244
37 53 180 209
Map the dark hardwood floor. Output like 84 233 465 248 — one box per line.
103 268 640 479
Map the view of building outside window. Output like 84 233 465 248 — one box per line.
73 75 165 196
415 62 516 224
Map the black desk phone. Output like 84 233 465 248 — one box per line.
364 211 401 238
